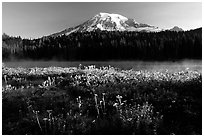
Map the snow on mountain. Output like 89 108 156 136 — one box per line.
50 12 164 37
95 12 128 31
65 27 79 35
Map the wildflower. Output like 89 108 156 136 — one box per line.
113 103 119 107
79 64 82 70
47 110 53 120
102 93 106 111
100 101 103 106
94 94 100 117
116 95 123 105
3 75 7 84
92 119 96 123
33 110 42 131
123 100 127 103
127 118 133 121
43 118 48 121
77 96 82 109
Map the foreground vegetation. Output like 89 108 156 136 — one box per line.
2 65 202 135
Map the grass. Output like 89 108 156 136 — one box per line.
2 65 202 135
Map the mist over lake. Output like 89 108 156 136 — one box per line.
4 59 202 73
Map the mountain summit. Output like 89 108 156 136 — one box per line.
50 12 163 37
169 26 184 32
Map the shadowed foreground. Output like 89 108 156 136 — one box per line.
2 65 202 135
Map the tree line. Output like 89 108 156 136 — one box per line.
2 28 202 61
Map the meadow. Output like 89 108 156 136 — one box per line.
2 64 202 134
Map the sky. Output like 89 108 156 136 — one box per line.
2 2 202 38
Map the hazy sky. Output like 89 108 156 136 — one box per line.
2 2 202 38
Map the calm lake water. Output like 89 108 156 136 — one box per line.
3 60 202 73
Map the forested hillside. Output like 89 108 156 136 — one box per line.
2 28 202 61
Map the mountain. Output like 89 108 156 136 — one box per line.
50 12 163 37
169 26 184 32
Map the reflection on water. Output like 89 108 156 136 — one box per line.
4 60 202 73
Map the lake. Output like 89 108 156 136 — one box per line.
3 59 202 73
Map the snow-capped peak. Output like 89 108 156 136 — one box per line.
89 12 130 31
50 12 164 37
98 12 128 21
